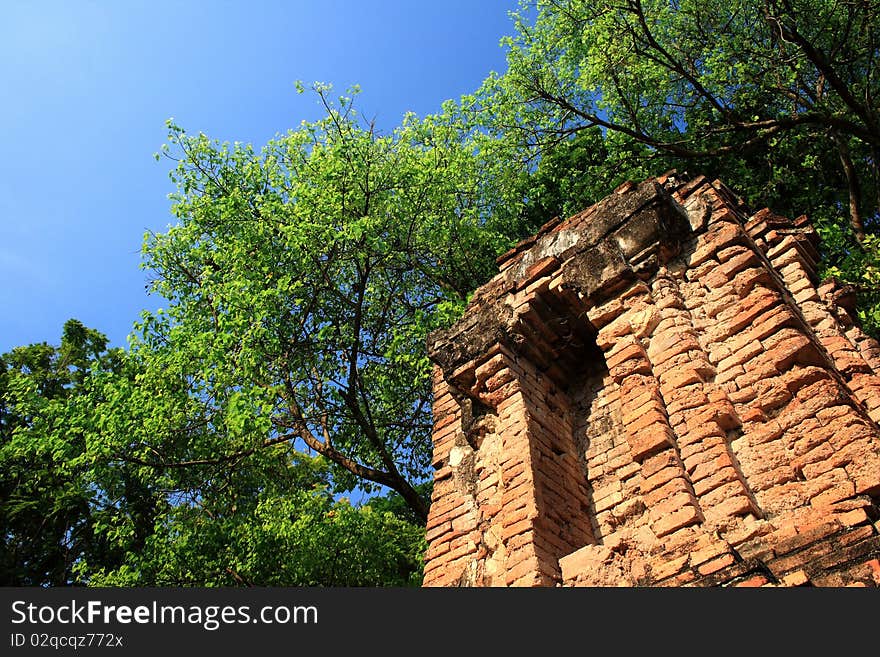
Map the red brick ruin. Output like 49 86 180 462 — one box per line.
422 172 880 587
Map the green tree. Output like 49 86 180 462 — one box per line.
1 321 428 586
83 454 427 587
100 84 523 528
0 319 155 585
485 0 879 235
1 84 531 587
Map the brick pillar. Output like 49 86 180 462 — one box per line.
425 172 880 587
649 265 761 529
422 370 481 587
588 283 703 539
422 344 593 587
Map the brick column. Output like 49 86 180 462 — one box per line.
587 283 704 539
650 264 761 529
422 344 593 586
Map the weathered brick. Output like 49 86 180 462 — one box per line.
703 494 754 522
504 555 543 585
810 480 856 508
501 517 534 541
773 521 842 556
693 466 740 497
836 508 871 527
643 476 693 507
735 575 770 587
642 451 680 479
651 505 702 537
744 306 798 343
594 490 625 513
423 175 880 589
767 541 836 577
661 366 708 388
626 425 676 462
697 553 737 576
781 570 810 586
606 340 648 368
689 540 732 567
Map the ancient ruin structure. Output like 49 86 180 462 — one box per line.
422 172 880 587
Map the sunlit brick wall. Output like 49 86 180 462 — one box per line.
423 173 880 587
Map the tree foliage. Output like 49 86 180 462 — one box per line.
485 0 879 229
0 320 150 585
124 85 525 524
1 321 427 586
84 455 427 587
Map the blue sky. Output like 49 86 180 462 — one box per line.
0 0 518 354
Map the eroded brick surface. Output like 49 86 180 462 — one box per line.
422 172 880 587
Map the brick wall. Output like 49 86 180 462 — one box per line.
423 172 880 587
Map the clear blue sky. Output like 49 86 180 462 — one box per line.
0 0 518 354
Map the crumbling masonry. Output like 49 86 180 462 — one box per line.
423 172 880 587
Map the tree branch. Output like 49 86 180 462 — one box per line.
833 131 866 242
764 1 879 140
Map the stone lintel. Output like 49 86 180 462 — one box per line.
428 180 692 380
